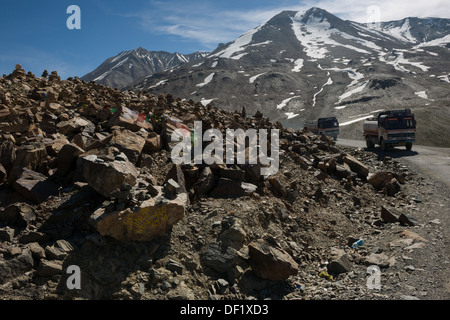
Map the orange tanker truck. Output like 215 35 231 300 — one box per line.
363 109 416 151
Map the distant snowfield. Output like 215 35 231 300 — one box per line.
196 73 215 88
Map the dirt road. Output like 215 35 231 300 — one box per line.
336 138 450 189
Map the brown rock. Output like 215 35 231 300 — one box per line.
343 154 369 179
0 203 35 227
107 106 152 131
27 242 46 260
57 117 95 137
56 143 85 177
143 134 162 153
248 239 299 281
381 206 400 223
9 142 47 181
0 141 16 172
368 171 392 190
13 168 60 203
314 170 328 181
37 260 63 277
81 152 139 198
268 176 287 197
109 129 146 164
0 227 15 242
219 167 245 181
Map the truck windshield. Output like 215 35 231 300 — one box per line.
319 120 339 128
386 118 399 129
386 117 415 129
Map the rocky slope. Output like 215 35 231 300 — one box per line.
0 65 448 301
125 8 450 147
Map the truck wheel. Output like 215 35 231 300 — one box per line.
406 143 412 151
380 139 387 151
366 136 374 149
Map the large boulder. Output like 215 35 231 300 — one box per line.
81 152 138 198
90 189 187 242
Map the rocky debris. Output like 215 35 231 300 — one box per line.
0 66 447 301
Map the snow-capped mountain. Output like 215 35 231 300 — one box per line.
127 7 450 142
81 47 209 89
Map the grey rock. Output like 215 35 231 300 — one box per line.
201 243 239 274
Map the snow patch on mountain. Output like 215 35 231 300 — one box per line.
291 13 377 59
438 74 450 83
196 73 215 88
210 26 261 60
337 81 368 104
249 73 266 84
380 51 430 73
277 96 301 109
414 34 450 48
313 76 333 107
285 112 300 119
148 79 168 89
382 19 417 43
291 59 304 72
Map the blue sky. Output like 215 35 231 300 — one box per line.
1 0 448 79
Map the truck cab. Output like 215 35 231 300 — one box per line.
305 117 340 140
